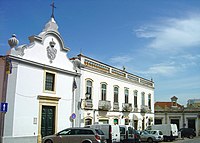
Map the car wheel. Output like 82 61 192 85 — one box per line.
45 139 53 143
189 135 194 139
147 138 153 143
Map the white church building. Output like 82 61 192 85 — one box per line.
0 16 81 143
0 5 154 143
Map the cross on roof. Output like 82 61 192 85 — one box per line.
50 1 56 18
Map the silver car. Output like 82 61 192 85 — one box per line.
146 130 164 142
42 127 106 143
139 131 158 143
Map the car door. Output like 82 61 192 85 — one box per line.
59 129 80 143
78 129 95 142
140 131 148 142
57 129 71 143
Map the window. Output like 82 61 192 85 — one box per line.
141 92 145 106
101 83 107 101
114 86 119 102
148 94 151 110
45 72 55 92
78 129 94 135
125 118 129 125
85 118 92 126
134 90 138 108
125 88 129 103
99 119 109 124
86 80 92 99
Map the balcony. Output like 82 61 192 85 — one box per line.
122 103 133 112
82 99 93 109
140 105 149 113
98 100 111 111
113 102 119 111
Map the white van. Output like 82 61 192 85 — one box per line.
111 125 120 143
146 124 178 141
87 124 120 143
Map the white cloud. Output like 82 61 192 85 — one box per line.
110 55 134 65
135 16 200 51
139 63 178 76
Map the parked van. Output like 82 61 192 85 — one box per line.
146 124 178 141
86 124 120 143
119 125 140 143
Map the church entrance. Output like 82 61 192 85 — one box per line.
41 106 55 137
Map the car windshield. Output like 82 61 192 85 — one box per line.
142 131 149 134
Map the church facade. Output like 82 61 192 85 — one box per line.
0 17 81 143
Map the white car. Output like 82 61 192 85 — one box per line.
146 130 164 142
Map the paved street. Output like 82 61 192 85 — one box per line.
161 136 200 143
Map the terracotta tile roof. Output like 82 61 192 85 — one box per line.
155 102 183 109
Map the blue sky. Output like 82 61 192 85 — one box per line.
0 0 200 105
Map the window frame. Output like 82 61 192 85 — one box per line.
113 86 119 103
125 88 129 103
85 79 93 99
148 93 151 110
134 90 138 108
141 92 145 106
101 83 107 101
44 70 56 93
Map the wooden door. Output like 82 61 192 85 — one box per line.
41 106 55 137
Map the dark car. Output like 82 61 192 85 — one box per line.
42 127 106 143
179 128 196 139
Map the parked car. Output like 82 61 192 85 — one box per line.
86 124 120 143
179 128 196 139
139 130 160 143
146 124 178 141
42 127 106 143
119 125 140 143
146 130 164 142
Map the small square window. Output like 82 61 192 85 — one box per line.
45 72 55 91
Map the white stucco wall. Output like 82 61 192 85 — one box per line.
81 69 154 111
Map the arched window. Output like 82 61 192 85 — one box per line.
114 86 119 102
101 83 107 101
125 88 129 103
148 94 151 110
86 80 92 99
134 90 138 108
141 92 145 106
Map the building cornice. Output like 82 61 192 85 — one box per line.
78 54 154 89
8 55 80 76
